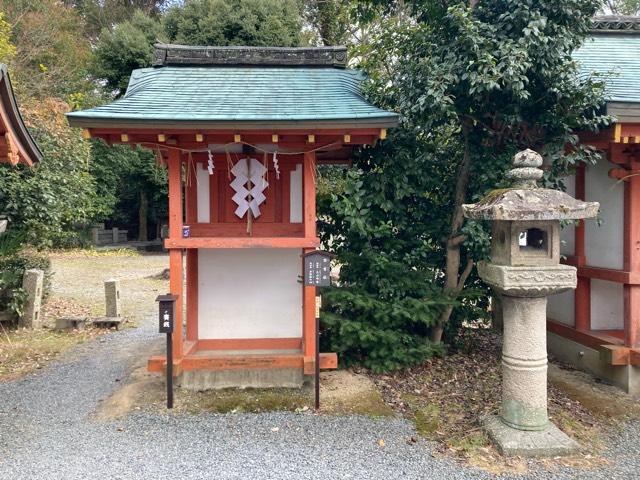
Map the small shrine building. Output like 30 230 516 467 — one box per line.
0 64 41 167
67 44 398 388
547 16 640 393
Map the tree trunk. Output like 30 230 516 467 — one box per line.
138 190 148 242
431 123 473 344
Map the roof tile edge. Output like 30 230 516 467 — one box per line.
591 15 640 34
153 43 348 68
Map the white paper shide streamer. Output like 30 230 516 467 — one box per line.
231 158 268 219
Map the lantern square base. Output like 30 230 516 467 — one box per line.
482 415 580 457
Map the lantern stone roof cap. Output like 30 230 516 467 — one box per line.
463 149 600 221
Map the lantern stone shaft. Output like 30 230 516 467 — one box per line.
463 149 599 456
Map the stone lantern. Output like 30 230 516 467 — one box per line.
463 149 599 456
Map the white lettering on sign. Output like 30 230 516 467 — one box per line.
305 255 331 286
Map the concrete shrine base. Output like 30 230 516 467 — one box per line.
483 415 580 457
548 332 640 395
177 369 305 390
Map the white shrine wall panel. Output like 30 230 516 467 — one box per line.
590 279 624 330
585 158 624 270
198 248 302 339
559 174 576 256
290 163 303 223
196 163 211 223
547 290 575 327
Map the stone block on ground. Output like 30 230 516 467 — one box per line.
55 316 89 331
483 415 580 457
104 279 121 318
93 316 123 330
19 269 44 329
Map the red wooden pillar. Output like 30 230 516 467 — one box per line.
184 158 198 343
168 149 184 361
624 158 640 347
574 163 591 331
303 151 317 368
186 250 198 342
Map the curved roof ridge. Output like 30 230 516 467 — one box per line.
0 64 42 166
153 43 348 68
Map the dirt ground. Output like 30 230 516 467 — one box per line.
94 365 392 419
49 249 169 321
372 328 640 475
0 249 169 381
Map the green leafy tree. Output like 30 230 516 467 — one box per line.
92 0 304 97
304 0 353 45
0 99 101 247
92 10 165 95
0 12 16 63
163 0 302 46
0 0 94 99
319 0 610 370
89 142 168 241
68 0 168 40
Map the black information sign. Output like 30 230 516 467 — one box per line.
303 251 333 287
157 294 177 333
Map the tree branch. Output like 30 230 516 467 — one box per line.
449 234 467 248
456 259 474 292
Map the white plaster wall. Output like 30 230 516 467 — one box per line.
196 163 210 223
548 173 576 326
590 279 624 330
290 163 303 223
585 158 624 270
547 289 575 327
198 249 302 339
560 174 576 256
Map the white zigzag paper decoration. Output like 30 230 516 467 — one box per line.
230 158 268 219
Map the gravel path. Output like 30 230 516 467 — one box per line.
0 321 638 479
0 253 638 479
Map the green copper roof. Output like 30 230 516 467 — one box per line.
67 65 399 130
574 33 640 104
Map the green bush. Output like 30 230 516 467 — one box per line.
319 275 455 373
0 248 52 317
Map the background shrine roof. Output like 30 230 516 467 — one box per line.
67 44 399 130
0 64 42 166
574 16 640 121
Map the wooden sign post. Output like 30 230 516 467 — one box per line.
157 294 178 409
